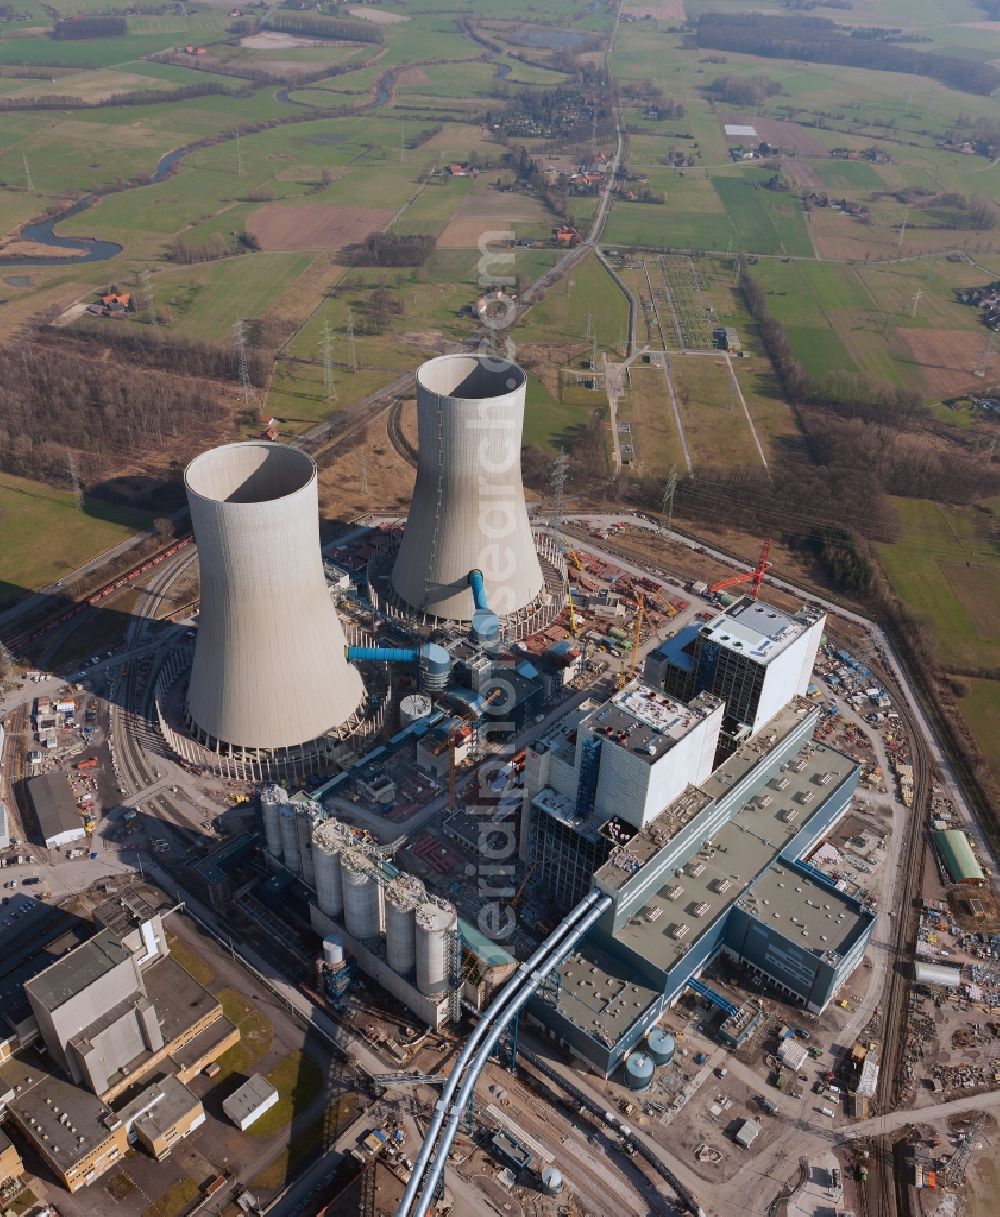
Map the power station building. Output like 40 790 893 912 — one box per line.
522 633 872 1075
183 441 364 769
645 597 824 749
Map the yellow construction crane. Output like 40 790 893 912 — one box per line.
614 591 645 690
512 860 538 909
665 600 677 619
566 572 579 638
568 549 584 572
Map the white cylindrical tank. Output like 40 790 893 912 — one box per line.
341 849 383 941
391 355 544 622
296 804 316 887
312 818 346 917
415 900 457 997
624 1052 655 1091
540 1166 563 1196
385 877 422 977
279 804 301 875
260 784 286 860
400 693 432 728
322 934 344 965
184 442 364 750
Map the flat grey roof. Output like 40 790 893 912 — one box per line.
1 1052 121 1167
118 1074 200 1139
222 1073 277 1123
549 940 662 1048
581 687 717 766
24 930 131 1013
699 598 822 668
93 890 159 940
25 772 82 842
648 624 700 673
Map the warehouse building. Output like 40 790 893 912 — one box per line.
222 1074 278 1131
24 772 86 849
118 1075 205 1159
526 694 874 1075
934 829 985 885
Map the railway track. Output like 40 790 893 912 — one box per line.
387 399 418 467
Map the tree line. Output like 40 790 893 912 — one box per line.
266 10 384 43
52 15 126 38
0 82 232 111
695 12 1000 96
342 231 436 267
706 75 784 106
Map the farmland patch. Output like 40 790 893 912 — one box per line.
246 204 394 250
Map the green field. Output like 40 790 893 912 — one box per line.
712 176 814 258
959 678 1000 772
0 472 152 606
878 498 1000 672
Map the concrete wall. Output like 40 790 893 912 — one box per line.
753 616 824 733
28 955 141 1072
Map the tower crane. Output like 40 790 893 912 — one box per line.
565 571 579 638
614 591 644 690
707 537 772 601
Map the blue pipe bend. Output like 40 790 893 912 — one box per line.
468 569 489 612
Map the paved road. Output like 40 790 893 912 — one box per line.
844 1087 1000 1139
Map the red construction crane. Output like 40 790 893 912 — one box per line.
708 538 772 601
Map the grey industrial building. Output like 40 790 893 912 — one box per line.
645 597 824 752
523 674 873 1075
24 772 86 849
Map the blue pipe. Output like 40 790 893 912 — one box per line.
346 646 419 664
468 569 489 611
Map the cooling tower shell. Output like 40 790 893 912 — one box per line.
260 784 286 861
184 441 364 751
391 355 544 621
341 849 383 941
415 901 457 998
385 880 420 977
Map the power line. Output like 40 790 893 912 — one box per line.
22 154 33 194
661 464 677 533
235 128 246 178
910 288 922 318
66 450 83 512
233 317 257 405
141 266 158 328
346 307 358 373
320 320 337 402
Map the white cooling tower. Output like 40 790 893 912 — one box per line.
184 441 364 752
391 355 544 621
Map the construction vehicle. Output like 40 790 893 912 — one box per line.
707 537 772 601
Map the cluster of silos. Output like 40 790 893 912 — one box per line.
260 784 287 861
391 354 544 623
341 848 384 943
183 441 364 753
646 1027 675 1066
384 875 425 978
312 816 358 918
415 899 458 998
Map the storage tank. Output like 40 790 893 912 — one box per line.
385 877 422 977
415 900 457 997
623 1052 655 1091
260 784 285 861
341 849 383 942
400 693 433 728
296 803 316 887
391 354 544 622
312 818 347 917
184 441 364 751
419 643 451 693
646 1028 676 1066
279 804 301 875
322 934 344 965
540 1166 563 1196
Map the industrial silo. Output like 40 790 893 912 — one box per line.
312 818 346 918
400 693 433 728
623 1052 655 1091
322 934 344 965
184 441 364 753
391 355 544 623
295 802 317 887
260 784 286 861
415 900 457 998
279 804 301 875
646 1028 676 1066
540 1167 564 1196
385 876 422 977
341 849 383 942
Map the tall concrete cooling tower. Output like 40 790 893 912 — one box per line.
391 354 544 622
185 441 364 752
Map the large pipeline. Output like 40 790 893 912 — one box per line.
468 568 489 611
395 888 609 1217
408 892 613 1216
346 646 419 664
